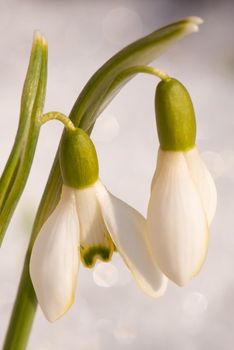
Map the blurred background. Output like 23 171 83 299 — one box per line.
0 0 234 349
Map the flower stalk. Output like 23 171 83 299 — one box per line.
41 112 76 131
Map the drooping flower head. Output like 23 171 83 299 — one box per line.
147 78 217 286
30 126 167 322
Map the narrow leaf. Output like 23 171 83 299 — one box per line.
0 33 47 245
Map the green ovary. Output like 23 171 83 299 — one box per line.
155 78 196 151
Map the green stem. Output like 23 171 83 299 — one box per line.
41 112 76 131
2 253 37 350
117 65 170 81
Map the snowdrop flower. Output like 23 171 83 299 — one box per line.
147 78 217 287
30 127 167 322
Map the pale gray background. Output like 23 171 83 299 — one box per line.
0 0 234 349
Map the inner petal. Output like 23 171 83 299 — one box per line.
75 184 114 267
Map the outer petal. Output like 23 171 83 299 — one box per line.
75 184 114 268
150 148 164 192
95 180 167 298
184 147 217 225
30 186 79 322
147 151 208 287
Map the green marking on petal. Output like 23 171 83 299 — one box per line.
80 245 114 268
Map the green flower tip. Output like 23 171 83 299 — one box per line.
59 128 99 189
155 78 196 151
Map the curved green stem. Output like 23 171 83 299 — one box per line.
117 65 170 81
41 112 76 131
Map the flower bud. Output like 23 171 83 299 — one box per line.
155 78 196 151
59 128 99 189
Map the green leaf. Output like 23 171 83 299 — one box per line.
0 32 47 245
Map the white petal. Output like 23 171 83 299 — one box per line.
95 180 167 298
30 186 79 322
150 148 164 192
75 183 114 267
147 151 208 287
184 147 217 225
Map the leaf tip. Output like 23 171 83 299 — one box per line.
33 30 42 41
183 16 204 34
33 30 47 47
186 16 204 25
